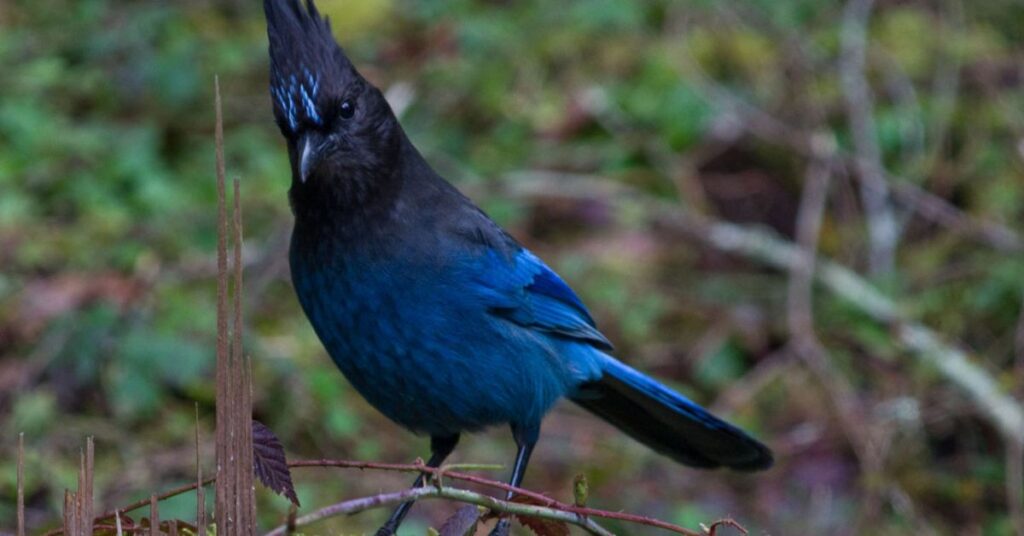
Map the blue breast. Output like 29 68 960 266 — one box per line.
289 235 578 435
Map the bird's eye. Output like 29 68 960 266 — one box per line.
339 100 355 119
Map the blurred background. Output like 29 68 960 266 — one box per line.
2 0 1023 534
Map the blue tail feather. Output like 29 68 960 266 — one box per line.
572 355 772 471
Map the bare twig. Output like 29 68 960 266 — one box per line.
233 175 256 533
786 151 889 528
287 459 704 535
105 480 216 524
787 146 834 338
840 0 899 274
195 405 206 534
875 50 925 173
45 455 717 536
285 505 297 536
1008 438 1024 536
288 459 557 505
149 495 158 536
1016 290 1024 382
786 154 867 446
76 452 84 536
43 477 216 536
62 441 94 536
17 433 25 536
704 518 747 536
62 490 73 536
711 351 792 415
265 486 616 536
214 74 233 536
213 77 256 536
84 438 94 536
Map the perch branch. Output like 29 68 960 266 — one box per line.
46 458 710 536
263 485 620 536
288 459 704 534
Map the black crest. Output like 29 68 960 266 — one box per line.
264 0 357 133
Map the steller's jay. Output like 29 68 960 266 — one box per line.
264 1 772 534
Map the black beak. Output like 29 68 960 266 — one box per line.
299 133 326 183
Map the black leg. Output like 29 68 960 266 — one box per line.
488 424 539 536
376 434 459 536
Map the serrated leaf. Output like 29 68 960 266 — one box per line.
438 505 481 536
510 495 569 536
252 419 300 506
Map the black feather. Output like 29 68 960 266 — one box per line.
264 0 357 133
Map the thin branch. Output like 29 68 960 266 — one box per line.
840 0 898 274
213 77 256 536
213 73 233 536
232 175 256 534
84 438 94 536
285 505 297 536
17 433 25 536
149 496 158 536
44 477 217 536
287 459 703 535
43 477 216 536
1016 290 1024 381
62 490 73 536
48 455 704 536
786 153 890 528
787 147 834 338
1008 438 1024 536
195 405 206 534
265 486 615 536
785 153 872 458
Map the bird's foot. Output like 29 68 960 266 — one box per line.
488 518 511 536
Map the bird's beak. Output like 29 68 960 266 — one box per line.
299 133 325 183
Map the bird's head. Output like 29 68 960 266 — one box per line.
264 0 402 197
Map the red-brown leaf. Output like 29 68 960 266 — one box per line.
510 494 569 536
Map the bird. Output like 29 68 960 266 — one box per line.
263 1 772 534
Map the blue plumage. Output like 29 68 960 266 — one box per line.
265 1 771 534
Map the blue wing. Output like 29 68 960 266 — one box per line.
474 248 613 350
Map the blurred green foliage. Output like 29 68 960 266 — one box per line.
1 0 1023 534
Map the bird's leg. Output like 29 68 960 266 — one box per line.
375 434 460 536
488 424 539 536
